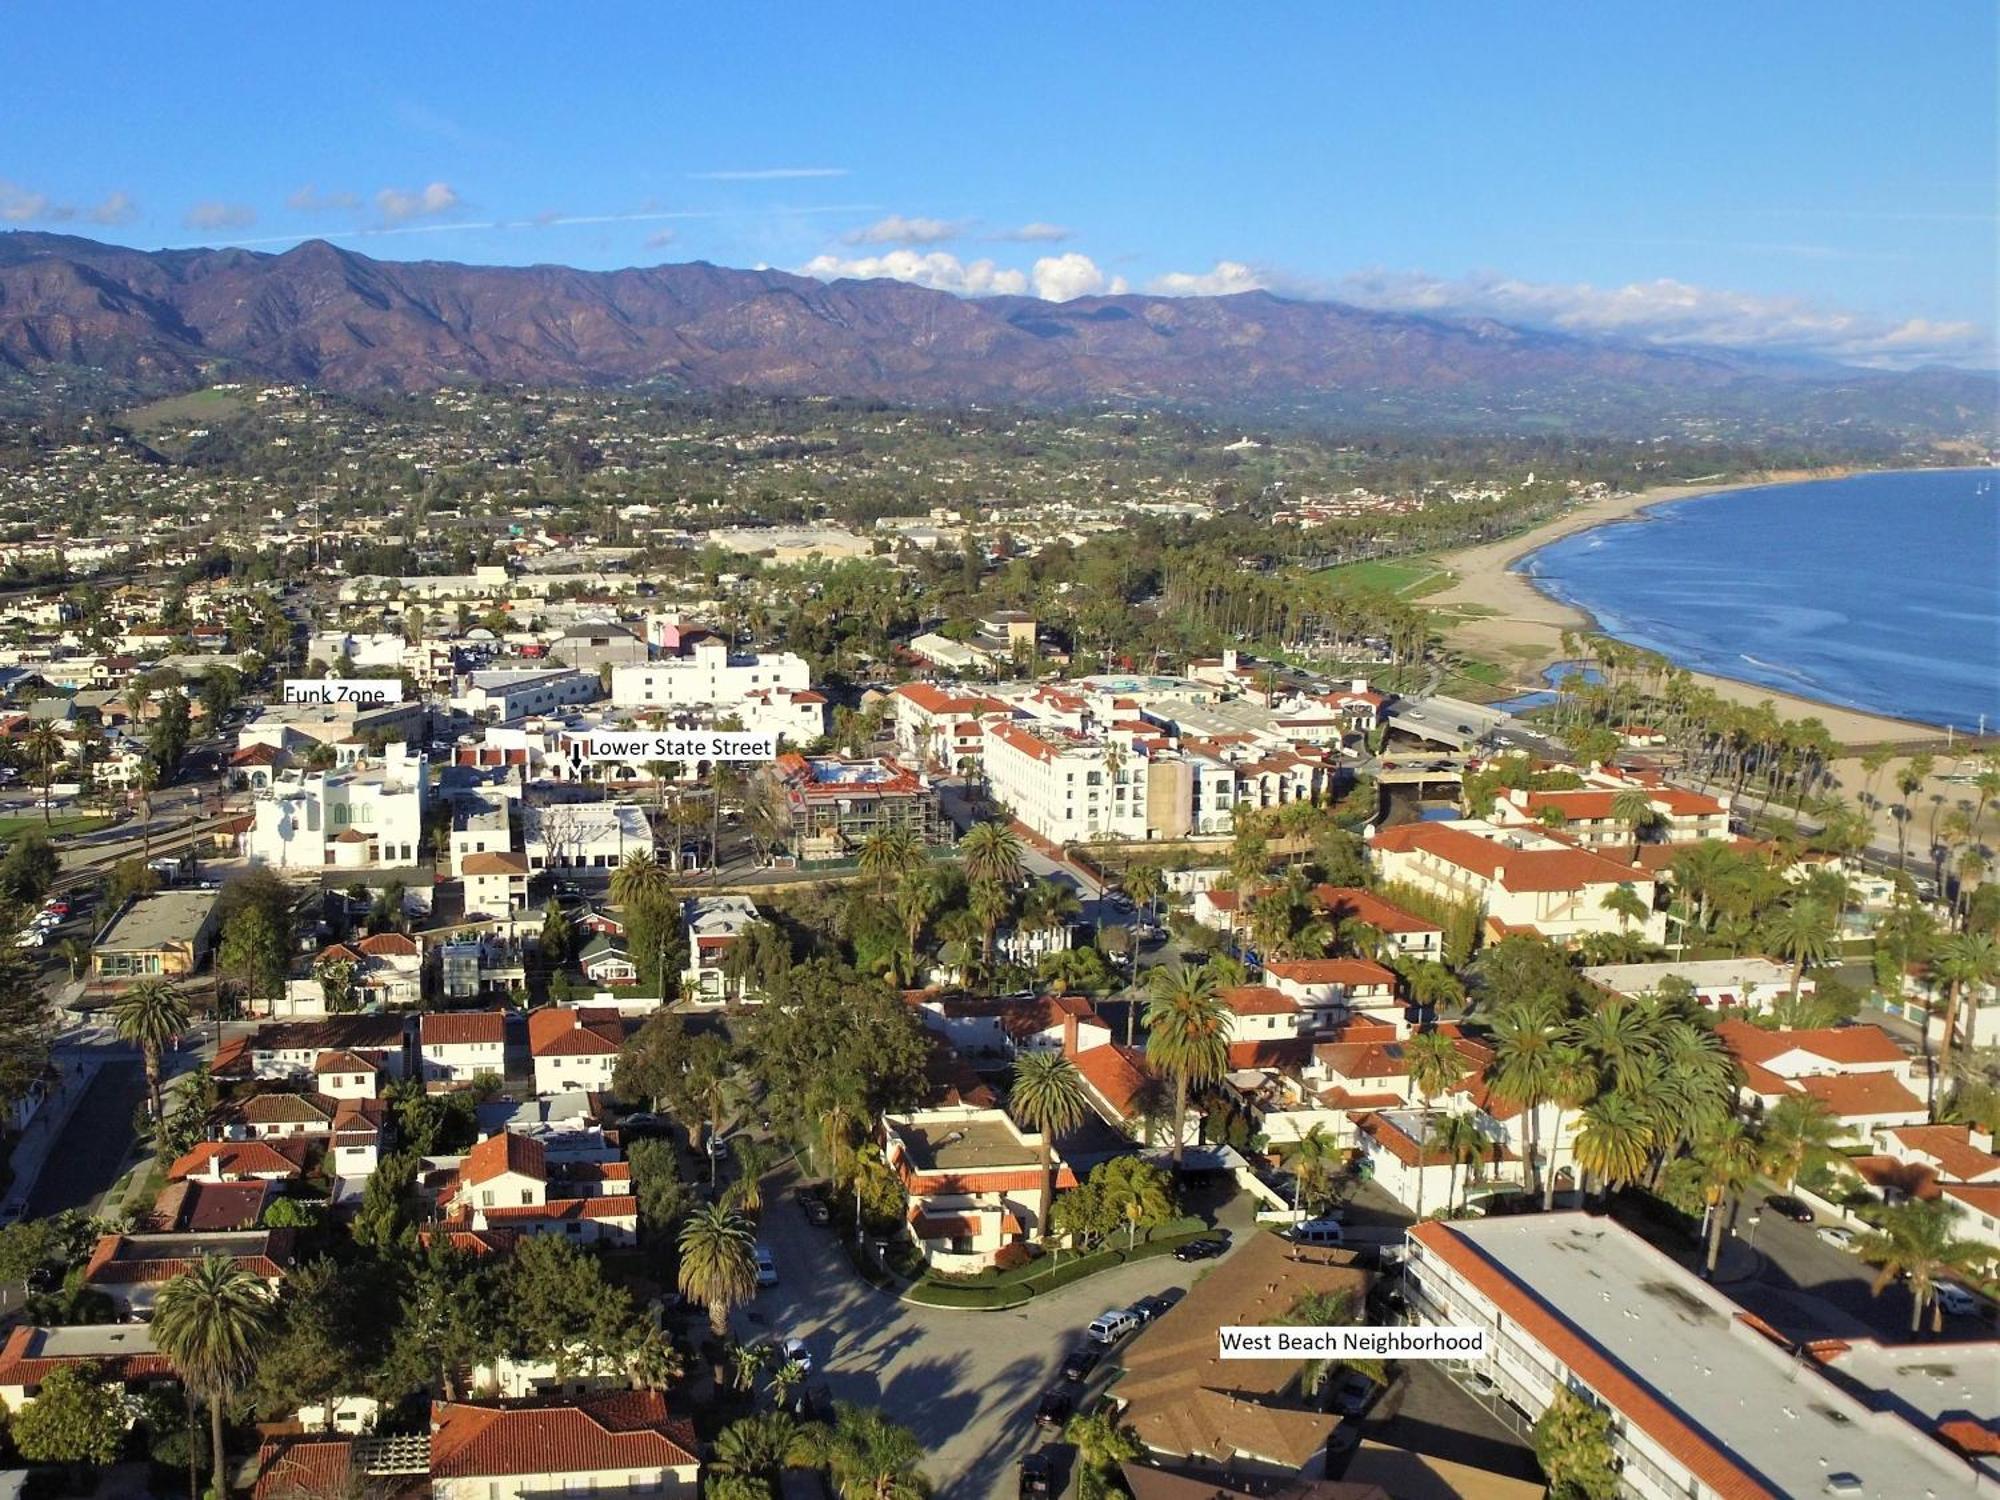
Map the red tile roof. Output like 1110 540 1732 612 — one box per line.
355 932 420 958
421 1010 508 1046
460 1131 546 1187
313 1049 379 1075
167 1138 310 1181
1263 957 1398 988
481 1195 639 1224
252 1438 353 1500
1370 822 1643 891
459 851 530 875
0 1325 175 1394
1071 1041 1153 1119
1886 1125 2000 1182
1218 984 1300 1017
83 1230 295 1288
527 1006 624 1057
428 1392 698 1479
1791 1072 1924 1120
1715 1019 1906 1069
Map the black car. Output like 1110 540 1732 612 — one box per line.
1035 1387 1074 1430
1062 1342 1104 1382
618 1112 671 1139
1019 1452 1056 1498
1763 1194 1815 1223
1174 1236 1228 1262
1131 1294 1173 1324
799 1190 832 1227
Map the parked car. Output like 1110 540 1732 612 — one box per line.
1762 1194 1814 1223
1817 1226 1857 1251
707 1134 732 1159
1327 1369 1377 1417
13 930 44 948
1034 1387 1074 1430
1174 1236 1228 1262
1935 1283 1980 1317
773 1335 812 1374
1130 1295 1173 1324
754 1246 778 1287
1087 1309 1140 1345
1062 1342 1104 1382
39 900 68 917
618 1112 671 1139
797 1184 832 1225
1018 1452 1056 1498
1288 1219 1346 1248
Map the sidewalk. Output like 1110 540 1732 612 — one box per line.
2 1050 106 1216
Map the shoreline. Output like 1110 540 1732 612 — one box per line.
1427 467 1957 750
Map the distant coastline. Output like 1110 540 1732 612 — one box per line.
1424 466 1960 749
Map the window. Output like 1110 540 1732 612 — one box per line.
521 1189 534 1205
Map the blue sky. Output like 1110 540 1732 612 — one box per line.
7 4 1995 365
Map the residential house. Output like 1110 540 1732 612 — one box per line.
1261 958 1402 1033
0 1325 175 1411
1718 1019 1928 1137
1584 956 1808 1015
1309 886 1444 962
435 1132 638 1246
427 1392 700 1500
420 1011 510 1087
82 1229 296 1316
882 1102 1076 1267
680 895 761 1004
527 1007 624 1096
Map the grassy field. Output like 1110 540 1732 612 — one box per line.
0 813 113 839
1316 557 1455 599
121 386 248 433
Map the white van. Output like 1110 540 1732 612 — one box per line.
1288 1219 1346 1248
1087 1309 1140 1345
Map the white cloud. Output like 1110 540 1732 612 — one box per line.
691 167 849 181
1149 260 1268 297
86 191 137 226
801 250 1027 296
376 181 460 224
0 180 72 223
842 214 969 246
644 228 677 249
288 185 359 213
994 222 1073 243
1032 253 1123 302
183 201 257 231
1326 267 1988 365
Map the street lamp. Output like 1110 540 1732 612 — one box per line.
1746 1212 1763 1252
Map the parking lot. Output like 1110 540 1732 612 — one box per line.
742 1164 1254 1500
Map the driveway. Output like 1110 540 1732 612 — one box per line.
740 1167 1252 1500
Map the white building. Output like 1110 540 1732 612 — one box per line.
419 1012 509 1086
452 668 600 724
982 721 1152 845
681 895 761 1004
522 801 652 874
247 747 428 872
1584 957 1806 1014
609 635 809 711
1405 1215 1983 1500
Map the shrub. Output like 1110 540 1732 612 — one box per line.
993 1242 1036 1272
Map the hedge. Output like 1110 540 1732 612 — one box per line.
903 1225 1215 1310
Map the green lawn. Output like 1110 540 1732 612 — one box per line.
121 386 249 433
1316 558 1455 599
0 813 113 839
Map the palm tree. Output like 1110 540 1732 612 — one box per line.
1758 1092 1842 1193
1063 1406 1142 1486
1485 998 1559 1203
1931 932 2000 1088
968 878 1013 982
1571 1092 1653 1197
676 1203 758 1342
1124 862 1164 929
152 1255 272 1500
1543 1043 1599 1209
1143 964 1230 1171
822 1403 932 1500
714 1411 819 1485
1600 884 1650 933
1854 1198 1990 1333
57 935 90 981
24 722 64 828
1287 1123 1344 1215
958 821 1025 891
1689 1118 1760 1275
728 1339 768 1393
135 755 161 864
1610 786 1655 862
1570 1000 1655 1094
892 868 941 968
859 828 922 897
112 978 190 1124
1010 1052 1088 1242
1434 1113 1486 1213
1020 879 1083 943
610 849 674 907
1403 1030 1465 1219
1766 897 1837 1005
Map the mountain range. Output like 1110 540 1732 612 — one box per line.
0 230 1990 439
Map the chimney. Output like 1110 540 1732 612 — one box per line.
1062 1012 1079 1059
1222 648 1238 671
1972 1125 1995 1156
1351 678 1368 693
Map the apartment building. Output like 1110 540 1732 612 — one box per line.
764 753 943 862
983 721 1154 844
451 668 600 724
1404 1215 1979 1500
609 632 808 710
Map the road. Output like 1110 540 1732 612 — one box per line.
22 1055 146 1218
1719 1198 1993 1343
744 1164 1251 1500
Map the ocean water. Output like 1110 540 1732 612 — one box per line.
1518 469 2000 730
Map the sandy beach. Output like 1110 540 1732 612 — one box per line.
1428 469 1998 854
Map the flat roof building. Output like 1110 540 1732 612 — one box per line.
91 889 221 983
1405 1214 1985 1498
